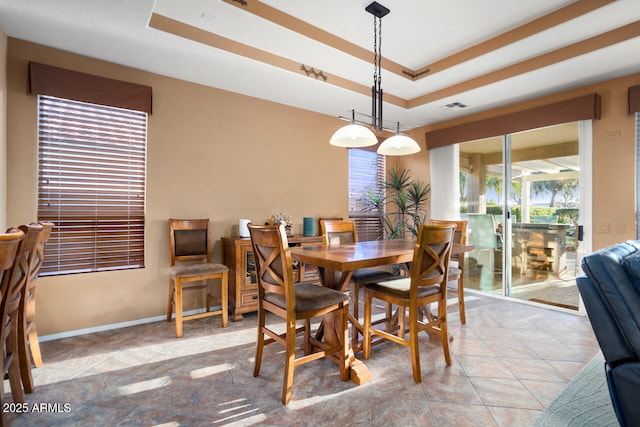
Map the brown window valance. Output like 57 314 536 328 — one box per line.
425 93 600 149
629 85 640 115
28 61 152 114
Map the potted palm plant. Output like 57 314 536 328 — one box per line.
361 166 430 240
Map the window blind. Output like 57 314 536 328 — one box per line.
348 148 385 213
348 148 385 241
37 95 147 275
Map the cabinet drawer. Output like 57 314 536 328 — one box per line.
240 282 258 293
241 291 259 306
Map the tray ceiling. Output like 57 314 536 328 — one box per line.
1 0 639 131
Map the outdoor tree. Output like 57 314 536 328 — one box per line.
531 179 578 207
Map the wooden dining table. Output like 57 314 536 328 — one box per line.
290 239 413 384
290 239 474 385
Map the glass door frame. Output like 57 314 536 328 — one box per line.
430 120 593 314
502 134 513 299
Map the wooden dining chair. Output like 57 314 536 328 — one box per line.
430 219 468 324
17 221 53 393
167 219 228 338
0 227 31 415
362 223 455 383
320 219 396 322
248 224 349 405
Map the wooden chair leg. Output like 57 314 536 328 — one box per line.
166 279 174 322
398 306 406 338
408 304 421 383
204 278 211 313
362 291 373 360
19 291 43 393
254 309 265 378
385 303 393 323
174 280 183 338
28 329 43 368
7 328 25 404
352 282 360 320
18 330 34 394
439 300 451 366
303 319 311 355
282 320 297 405
458 276 466 325
221 272 229 327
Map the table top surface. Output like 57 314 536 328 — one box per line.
290 240 473 272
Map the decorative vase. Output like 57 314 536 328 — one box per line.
303 217 316 236
239 219 251 238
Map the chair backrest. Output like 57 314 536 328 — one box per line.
410 224 455 295
321 219 357 246
248 224 296 311
7 223 44 282
430 219 467 262
533 215 558 224
1 227 39 320
430 220 467 245
466 214 499 249
19 222 53 283
0 230 24 290
169 219 211 266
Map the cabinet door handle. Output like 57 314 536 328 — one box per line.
251 295 258 300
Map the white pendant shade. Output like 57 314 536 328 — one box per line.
329 123 378 148
330 5 420 156
377 134 421 156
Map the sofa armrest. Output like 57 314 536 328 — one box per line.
577 276 636 363
610 362 640 427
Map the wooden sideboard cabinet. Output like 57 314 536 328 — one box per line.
222 235 322 321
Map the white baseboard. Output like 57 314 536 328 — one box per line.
39 306 223 342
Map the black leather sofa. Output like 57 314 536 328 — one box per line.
578 240 640 427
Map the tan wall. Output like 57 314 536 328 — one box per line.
412 73 640 251
6 39 354 335
6 37 640 336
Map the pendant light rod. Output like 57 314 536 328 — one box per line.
367 2 389 132
329 2 420 155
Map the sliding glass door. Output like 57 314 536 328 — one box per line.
459 122 583 310
459 134 504 295
507 124 582 309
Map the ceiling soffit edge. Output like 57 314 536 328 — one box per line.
221 0 615 81
149 2 636 112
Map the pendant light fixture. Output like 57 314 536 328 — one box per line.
329 109 377 147
377 122 421 155
329 2 420 156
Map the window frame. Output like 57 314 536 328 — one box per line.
37 95 147 276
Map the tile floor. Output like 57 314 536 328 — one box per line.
7 293 599 426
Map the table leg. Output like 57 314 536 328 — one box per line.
315 267 372 384
321 311 372 385
418 303 454 343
